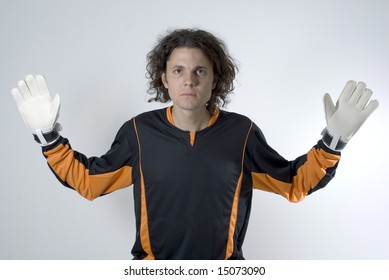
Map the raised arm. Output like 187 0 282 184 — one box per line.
12 75 134 200
251 80 379 202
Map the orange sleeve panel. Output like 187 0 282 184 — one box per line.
42 121 135 201
252 146 340 202
249 124 341 203
44 143 132 201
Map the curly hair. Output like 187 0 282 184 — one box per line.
146 28 238 114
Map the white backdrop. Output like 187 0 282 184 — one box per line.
1 0 388 259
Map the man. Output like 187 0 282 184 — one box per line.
11 28 379 259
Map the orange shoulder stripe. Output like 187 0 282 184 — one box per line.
225 121 253 259
133 118 155 259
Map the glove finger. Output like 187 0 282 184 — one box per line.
363 99 379 118
355 88 372 110
18 80 32 100
25 74 40 97
339 80 357 104
35 75 51 100
323 93 336 124
11 87 24 108
349 81 366 104
50 93 61 121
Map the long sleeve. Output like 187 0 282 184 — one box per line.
41 121 135 201
250 124 341 203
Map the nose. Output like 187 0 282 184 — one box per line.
184 72 196 87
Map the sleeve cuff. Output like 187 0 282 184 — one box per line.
321 128 347 151
33 128 60 146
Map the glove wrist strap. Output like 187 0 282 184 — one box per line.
33 128 60 146
321 128 348 151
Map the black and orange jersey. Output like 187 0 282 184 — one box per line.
42 107 341 260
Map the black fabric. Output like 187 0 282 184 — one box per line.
42 108 340 260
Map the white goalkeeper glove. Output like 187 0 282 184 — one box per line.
12 74 61 146
322 80 379 151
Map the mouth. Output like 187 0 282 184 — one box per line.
180 92 197 97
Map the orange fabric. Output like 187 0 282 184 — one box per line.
133 118 155 259
224 122 253 259
44 144 132 201
189 132 196 146
166 106 175 125
252 147 340 203
208 108 219 126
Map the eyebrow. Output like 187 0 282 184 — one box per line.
170 65 209 70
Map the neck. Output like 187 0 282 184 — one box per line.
171 106 211 132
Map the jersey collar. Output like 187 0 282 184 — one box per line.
166 106 220 128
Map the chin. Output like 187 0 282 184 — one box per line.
174 102 207 112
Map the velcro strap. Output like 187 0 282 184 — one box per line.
33 129 60 146
322 129 347 151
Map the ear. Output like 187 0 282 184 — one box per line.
212 77 218 90
161 72 168 89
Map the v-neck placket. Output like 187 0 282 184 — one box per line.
166 106 219 146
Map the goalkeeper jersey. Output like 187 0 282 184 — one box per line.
42 107 341 260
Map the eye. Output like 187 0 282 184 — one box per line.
196 68 206 75
173 68 183 75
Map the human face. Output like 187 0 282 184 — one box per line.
161 48 216 113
